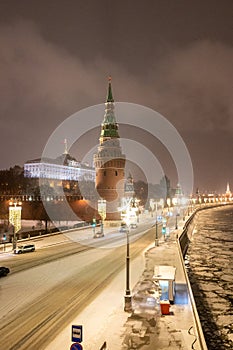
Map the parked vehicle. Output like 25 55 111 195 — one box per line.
130 223 137 229
0 266 10 277
93 231 104 238
14 244 35 254
58 226 69 231
119 224 129 233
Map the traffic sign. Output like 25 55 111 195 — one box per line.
72 325 82 343
70 343 83 350
162 226 166 234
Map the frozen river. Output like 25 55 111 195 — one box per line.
186 205 233 350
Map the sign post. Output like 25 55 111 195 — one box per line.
70 343 83 350
71 325 82 343
70 325 83 350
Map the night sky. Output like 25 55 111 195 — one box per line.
0 0 232 193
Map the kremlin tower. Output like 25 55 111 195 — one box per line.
225 182 232 200
94 77 126 222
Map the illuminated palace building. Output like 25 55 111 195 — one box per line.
94 77 126 221
24 142 95 198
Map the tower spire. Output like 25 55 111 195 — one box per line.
100 76 119 139
226 182 231 195
106 75 114 102
63 138 68 155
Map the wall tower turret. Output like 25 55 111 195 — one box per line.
94 77 125 221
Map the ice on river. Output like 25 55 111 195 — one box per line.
187 205 233 350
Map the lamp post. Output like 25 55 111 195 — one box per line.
155 201 159 246
98 199 106 236
92 217 96 237
9 199 22 250
175 213 178 230
172 197 179 230
124 229 132 312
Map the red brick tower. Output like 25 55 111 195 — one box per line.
94 77 125 222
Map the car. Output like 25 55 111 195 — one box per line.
58 226 69 231
130 223 137 229
14 244 35 254
93 231 104 238
0 266 10 277
119 225 129 233
73 223 82 228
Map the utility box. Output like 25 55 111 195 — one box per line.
153 265 176 303
160 300 170 315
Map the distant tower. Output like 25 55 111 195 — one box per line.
121 173 135 210
94 77 125 221
124 173 135 202
226 182 232 199
124 173 135 200
175 183 182 197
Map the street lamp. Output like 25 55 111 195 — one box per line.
9 199 22 250
124 229 132 312
175 213 178 230
155 201 159 246
97 199 106 236
92 217 96 237
172 197 179 230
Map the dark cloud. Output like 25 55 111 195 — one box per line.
150 40 233 132
0 14 232 191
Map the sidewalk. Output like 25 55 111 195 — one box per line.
46 218 203 350
103 231 201 350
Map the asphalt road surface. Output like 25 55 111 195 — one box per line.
0 223 156 350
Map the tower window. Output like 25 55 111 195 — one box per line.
104 170 106 176
115 171 118 176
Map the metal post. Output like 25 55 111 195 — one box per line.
155 220 159 246
12 225 17 250
124 231 132 312
100 220 104 236
175 214 178 230
155 202 159 246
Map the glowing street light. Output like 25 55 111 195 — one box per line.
124 227 132 312
9 199 22 250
